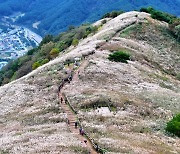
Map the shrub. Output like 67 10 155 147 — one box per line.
40 34 53 46
32 59 49 70
72 38 79 46
108 51 130 63
174 25 180 41
166 113 180 137
27 48 38 55
176 73 180 81
32 61 41 70
140 7 176 24
50 48 60 59
101 19 107 24
40 42 54 58
151 11 172 23
102 10 124 19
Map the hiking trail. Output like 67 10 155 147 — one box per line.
59 59 98 154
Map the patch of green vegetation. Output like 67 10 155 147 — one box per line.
80 96 116 111
140 7 180 41
14 132 23 136
0 24 99 86
176 73 180 81
159 82 173 90
163 68 176 76
32 58 49 70
155 74 169 81
102 10 124 19
108 50 130 63
120 23 142 37
132 126 152 134
0 149 9 154
71 146 90 154
42 106 61 114
72 38 79 46
49 48 60 59
140 7 176 24
101 19 107 25
41 129 57 135
166 113 180 137
158 26 178 44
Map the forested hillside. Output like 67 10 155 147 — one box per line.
0 0 180 36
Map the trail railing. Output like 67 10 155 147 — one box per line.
62 93 108 154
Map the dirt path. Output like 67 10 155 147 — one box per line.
59 60 98 154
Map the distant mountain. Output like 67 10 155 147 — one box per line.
0 0 180 36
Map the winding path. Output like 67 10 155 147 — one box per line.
59 60 97 154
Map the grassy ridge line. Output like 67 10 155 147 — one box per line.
0 8 179 86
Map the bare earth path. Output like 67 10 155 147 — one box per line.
59 59 98 154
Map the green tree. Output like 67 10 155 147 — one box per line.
72 38 79 46
50 48 60 59
40 34 53 46
27 48 38 55
102 11 124 19
39 42 54 58
140 7 176 24
68 25 75 31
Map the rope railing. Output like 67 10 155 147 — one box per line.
62 93 107 154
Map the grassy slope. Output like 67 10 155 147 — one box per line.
0 11 180 153
62 12 180 153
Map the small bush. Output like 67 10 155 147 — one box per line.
176 73 180 81
166 113 180 137
72 38 79 46
32 59 49 70
50 48 60 59
108 51 130 63
40 34 53 46
101 19 107 24
32 61 41 70
140 7 176 24
102 10 124 19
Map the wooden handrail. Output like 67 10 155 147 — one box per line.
62 93 107 154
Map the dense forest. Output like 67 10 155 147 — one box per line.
0 0 180 36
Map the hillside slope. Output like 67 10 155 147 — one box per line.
0 0 180 35
0 11 180 153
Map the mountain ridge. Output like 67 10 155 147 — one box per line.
0 11 180 153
